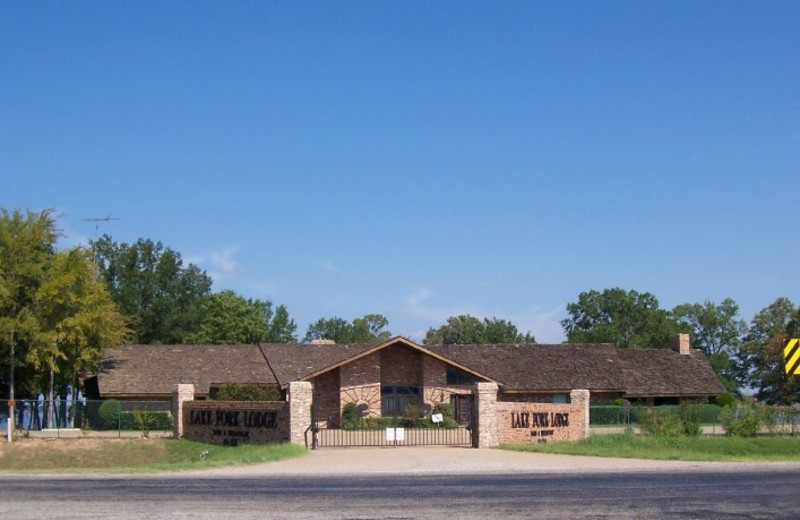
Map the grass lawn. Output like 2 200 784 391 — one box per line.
501 433 800 462
0 438 307 473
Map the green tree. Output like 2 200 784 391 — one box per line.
0 209 59 438
303 314 391 344
738 297 799 404
30 248 129 427
561 288 679 349
423 315 536 345
91 235 212 344
185 290 297 344
671 298 747 393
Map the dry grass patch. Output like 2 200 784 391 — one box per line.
0 438 306 473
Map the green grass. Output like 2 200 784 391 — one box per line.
0 439 307 473
501 434 800 462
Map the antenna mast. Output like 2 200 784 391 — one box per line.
81 214 121 236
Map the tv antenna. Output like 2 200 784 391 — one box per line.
81 214 120 236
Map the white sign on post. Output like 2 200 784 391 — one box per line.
386 427 405 442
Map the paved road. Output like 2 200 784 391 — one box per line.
3 469 799 519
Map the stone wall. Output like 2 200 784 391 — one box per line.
495 389 590 444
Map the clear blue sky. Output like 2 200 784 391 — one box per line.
2 2 798 342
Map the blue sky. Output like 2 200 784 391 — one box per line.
2 2 798 342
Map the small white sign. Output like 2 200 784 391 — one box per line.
431 413 444 424
386 427 405 442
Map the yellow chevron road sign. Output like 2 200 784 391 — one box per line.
785 339 800 376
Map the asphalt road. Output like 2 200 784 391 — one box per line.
3 469 799 519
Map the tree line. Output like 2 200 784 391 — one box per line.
2 208 798 415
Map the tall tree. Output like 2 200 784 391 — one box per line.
423 315 536 345
738 297 799 404
185 290 297 344
30 248 129 427
0 209 58 438
561 288 679 349
304 314 391 344
671 298 747 393
91 235 212 344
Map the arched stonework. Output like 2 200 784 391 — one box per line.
341 385 381 417
425 387 446 408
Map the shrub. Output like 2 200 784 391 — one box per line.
98 400 121 430
638 407 683 436
124 410 173 434
719 400 762 437
212 384 281 401
432 403 460 428
679 403 702 436
341 402 362 429
715 393 737 408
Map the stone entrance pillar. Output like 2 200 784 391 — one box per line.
472 382 499 448
172 384 195 439
569 389 590 439
288 381 312 447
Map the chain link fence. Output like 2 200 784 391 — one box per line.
1 399 173 438
590 404 800 435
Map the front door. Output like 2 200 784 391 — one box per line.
450 394 473 427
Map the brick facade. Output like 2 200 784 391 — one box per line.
340 352 381 419
314 346 478 426
381 344 422 386
312 368 340 428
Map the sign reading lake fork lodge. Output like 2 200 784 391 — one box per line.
182 401 289 446
510 411 570 442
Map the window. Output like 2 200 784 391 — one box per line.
446 367 479 385
381 385 420 414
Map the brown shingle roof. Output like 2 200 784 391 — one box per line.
616 348 726 397
96 344 276 398
260 343 377 385
426 343 626 392
94 338 725 400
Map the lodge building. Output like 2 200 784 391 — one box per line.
87 334 725 429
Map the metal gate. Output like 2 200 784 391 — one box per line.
312 423 472 448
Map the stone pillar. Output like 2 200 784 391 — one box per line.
288 381 312 447
172 384 195 439
570 389 590 439
472 382 499 448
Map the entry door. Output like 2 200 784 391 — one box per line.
450 395 473 427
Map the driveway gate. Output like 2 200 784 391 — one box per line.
312 423 472 448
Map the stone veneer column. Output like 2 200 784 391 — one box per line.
171 384 195 439
472 382 499 448
570 389 590 439
288 381 313 447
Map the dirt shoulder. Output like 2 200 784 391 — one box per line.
5 439 800 478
